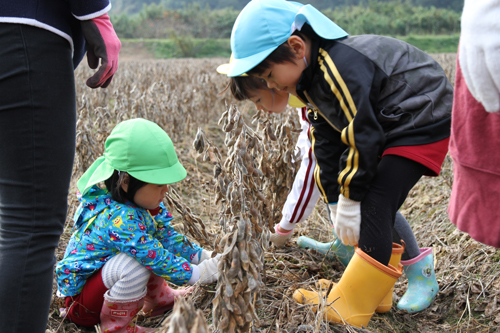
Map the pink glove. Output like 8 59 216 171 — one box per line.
81 13 121 88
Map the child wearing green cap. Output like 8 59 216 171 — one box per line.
221 66 439 314
55 118 220 332
227 0 451 327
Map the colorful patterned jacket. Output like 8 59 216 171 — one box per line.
56 186 202 296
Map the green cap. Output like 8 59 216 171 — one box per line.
77 118 187 195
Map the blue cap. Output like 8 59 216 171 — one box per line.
228 0 348 77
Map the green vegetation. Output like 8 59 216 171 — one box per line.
110 0 464 13
399 34 459 53
123 34 457 59
149 38 231 58
111 0 461 58
110 1 461 39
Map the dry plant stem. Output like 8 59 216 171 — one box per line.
194 104 300 332
165 185 212 247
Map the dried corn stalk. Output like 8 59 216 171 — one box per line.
193 104 301 332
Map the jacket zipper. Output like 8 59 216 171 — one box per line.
303 91 341 132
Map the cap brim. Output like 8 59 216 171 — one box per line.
129 160 187 185
216 63 230 75
217 63 248 77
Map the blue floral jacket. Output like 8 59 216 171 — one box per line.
56 186 202 296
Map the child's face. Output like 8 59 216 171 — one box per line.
248 88 289 114
134 183 168 210
255 58 305 96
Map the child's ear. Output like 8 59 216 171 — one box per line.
120 174 130 193
288 35 307 59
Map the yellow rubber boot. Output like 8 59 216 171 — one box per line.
315 242 405 313
375 242 405 313
293 248 403 328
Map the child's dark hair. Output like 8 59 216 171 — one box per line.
104 170 147 205
228 76 269 101
247 24 317 76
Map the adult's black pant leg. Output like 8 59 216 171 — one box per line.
0 23 76 333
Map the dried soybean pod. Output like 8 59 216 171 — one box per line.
224 278 234 298
247 274 258 291
239 245 250 271
224 294 234 312
208 146 218 164
225 132 236 146
266 123 277 141
226 246 240 279
252 167 263 177
248 260 260 282
237 218 246 241
232 300 243 317
236 293 248 315
248 242 263 271
224 118 235 132
222 231 238 256
234 314 245 327
218 109 229 125
218 304 230 330
227 314 237 333
233 277 247 298
193 314 207 333
236 155 248 175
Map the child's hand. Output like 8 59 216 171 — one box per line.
198 249 221 264
194 257 219 284
270 224 293 248
335 195 361 247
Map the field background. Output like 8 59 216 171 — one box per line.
43 45 500 333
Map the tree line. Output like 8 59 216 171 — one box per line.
111 0 461 40
110 0 463 13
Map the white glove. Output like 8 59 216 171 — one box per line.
327 203 337 227
190 256 219 284
335 194 361 246
193 249 221 264
459 0 500 112
270 224 294 247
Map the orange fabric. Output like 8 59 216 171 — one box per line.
355 248 403 279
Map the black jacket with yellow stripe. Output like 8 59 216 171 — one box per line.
296 34 453 203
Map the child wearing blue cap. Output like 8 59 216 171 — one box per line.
221 62 439 314
228 0 451 327
55 118 220 332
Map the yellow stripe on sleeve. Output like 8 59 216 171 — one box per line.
318 49 361 199
309 124 328 201
319 48 358 119
318 58 353 122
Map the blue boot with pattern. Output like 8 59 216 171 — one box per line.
397 247 439 313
